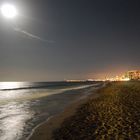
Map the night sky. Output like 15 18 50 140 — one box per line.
0 0 140 81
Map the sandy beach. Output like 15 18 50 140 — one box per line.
53 81 140 140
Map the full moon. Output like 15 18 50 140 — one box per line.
0 3 17 19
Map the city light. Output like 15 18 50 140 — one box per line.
104 70 140 81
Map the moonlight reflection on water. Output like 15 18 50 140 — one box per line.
0 82 24 90
0 101 33 140
0 82 99 140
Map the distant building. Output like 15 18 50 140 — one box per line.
125 70 140 80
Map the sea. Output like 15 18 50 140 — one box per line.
0 81 102 140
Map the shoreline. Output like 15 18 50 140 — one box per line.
27 116 53 140
29 84 104 140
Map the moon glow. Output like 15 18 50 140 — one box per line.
1 3 17 19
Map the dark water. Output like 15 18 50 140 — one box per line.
0 82 101 140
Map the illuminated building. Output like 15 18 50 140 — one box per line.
125 70 140 80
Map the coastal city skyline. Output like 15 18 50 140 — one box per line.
66 70 140 82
